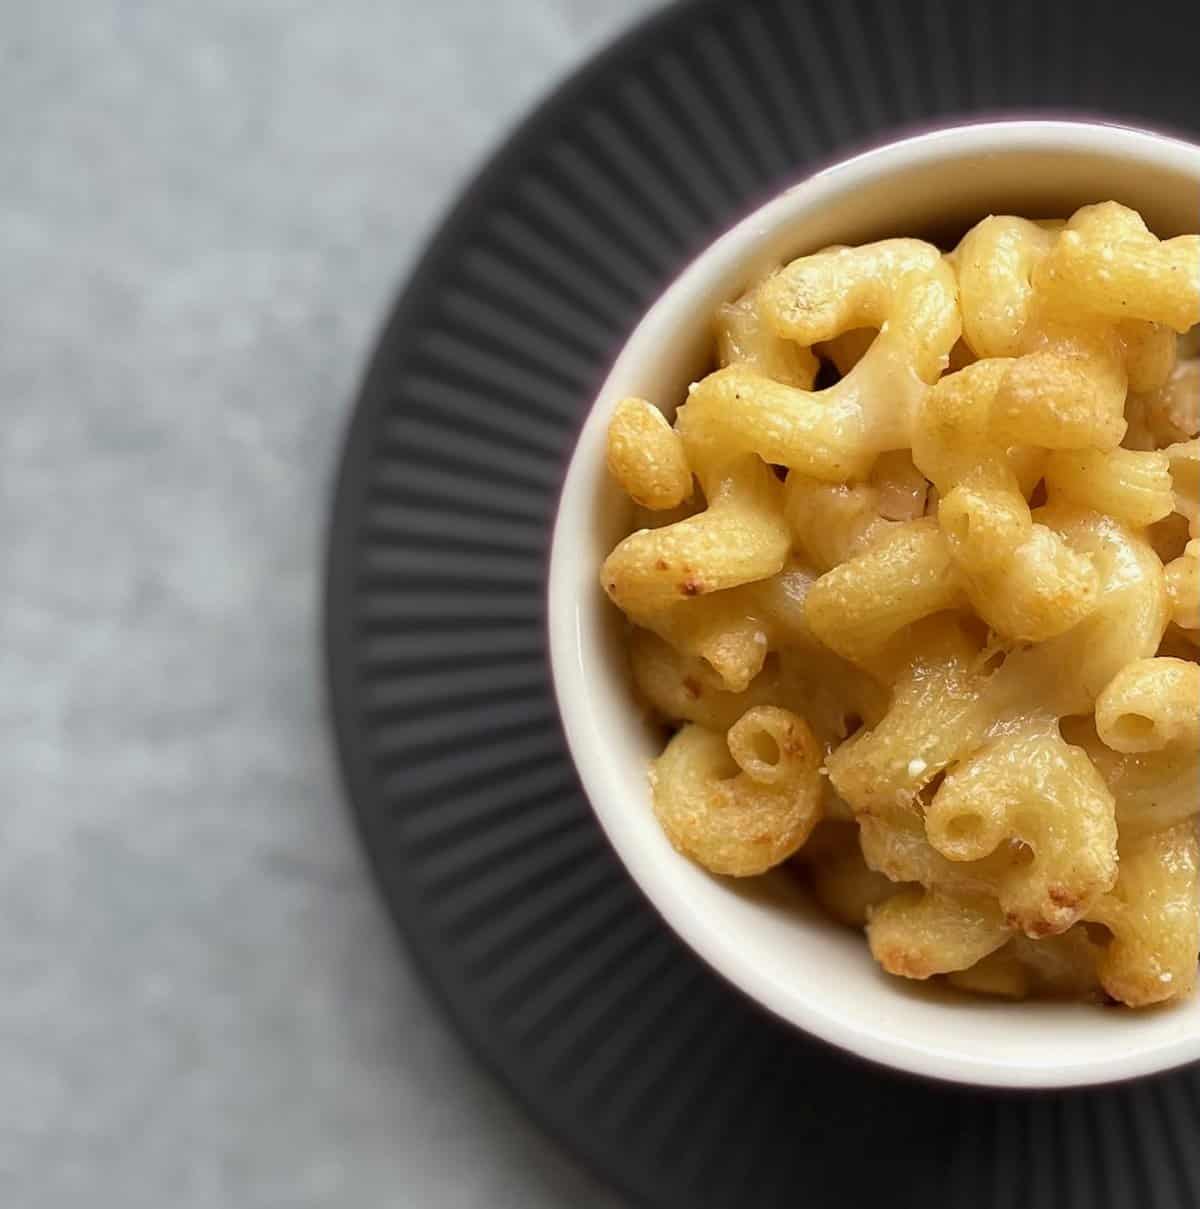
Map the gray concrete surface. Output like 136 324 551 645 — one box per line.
2 2 666 1204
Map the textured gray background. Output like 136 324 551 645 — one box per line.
3 1 666 1205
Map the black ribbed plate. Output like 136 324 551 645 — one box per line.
325 2 1200 1205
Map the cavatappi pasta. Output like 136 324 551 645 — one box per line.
600 202 1200 1007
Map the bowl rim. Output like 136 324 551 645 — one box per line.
547 118 1200 1089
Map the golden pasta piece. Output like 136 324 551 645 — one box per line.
601 453 788 616
762 239 960 383
1087 822 1200 1006
725 706 811 786
629 628 780 731
1119 320 1177 394
913 357 1013 487
716 283 819 388
941 481 1037 567
953 215 1057 359
1165 540 1200 633
804 520 964 662
1035 202 1200 333
605 397 693 510
943 496 1099 643
914 359 1099 642
675 365 894 483
924 727 1118 938
990 504 1169 718
1063 716 1198 838
990 323 1128 451
866 887 1010 980
659 587 780 693
1094 656 1200 752
1165 439 1200 536
1044 447 1174 529
674 239 960 482
602 454 790 693
650 708 823 876
826 616 993 820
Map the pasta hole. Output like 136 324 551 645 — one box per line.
842 712 863 739
749 730 782 767
727 710 792 784
1027 478 1048 509
1112 713 1158 745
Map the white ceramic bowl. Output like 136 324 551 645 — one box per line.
548 120 1200 1088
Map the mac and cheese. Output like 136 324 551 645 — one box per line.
599 201 1200 1006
